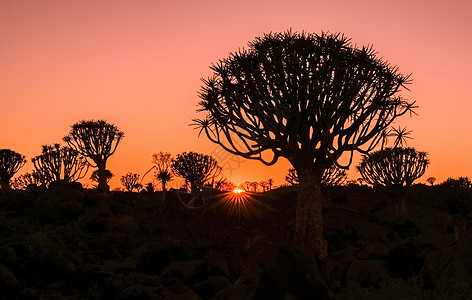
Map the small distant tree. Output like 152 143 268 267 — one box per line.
91 169 113 188
215 178 236 191
10 171 44 190
32 144 89 185
0 149 26 191
120 172 141 192
357 147 429 216
259 180 269 192
426 177 436 186
64 120 124 192
267 178 274 191
249 181 259 192
172 152 221 193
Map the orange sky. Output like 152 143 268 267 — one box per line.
1 0 472 189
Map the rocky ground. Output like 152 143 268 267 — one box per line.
0 184 471 299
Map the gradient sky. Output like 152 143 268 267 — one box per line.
1 0 471 189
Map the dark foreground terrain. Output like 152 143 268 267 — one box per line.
0 184 471 299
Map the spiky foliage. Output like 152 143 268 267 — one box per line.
426 177 436 186
64 119 123 191
120 172 141 192
90 169 113 188
172 152 221 193
151 151 174 191
10 171 45 190
0 149 26 191
357 147 429 215
193 31 414 259
32 144 89 185
285 164 348 187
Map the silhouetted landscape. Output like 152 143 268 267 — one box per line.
1 182 471 299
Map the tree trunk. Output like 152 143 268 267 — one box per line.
293 167 328 260
454 219 467 242
97 160 109 192
161 181 167 203
395 197 406 216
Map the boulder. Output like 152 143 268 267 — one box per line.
0 264 20 298
216 244 334 299
136 245 193 275
345 259 391 288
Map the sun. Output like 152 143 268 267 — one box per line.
232 188 245 194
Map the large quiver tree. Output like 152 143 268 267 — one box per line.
194 31 415 259
0 149 26 191
63 120 124 192
357 147 429 216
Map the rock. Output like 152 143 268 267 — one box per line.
115 285 163 300
136 245 192 275
0 264 20 298
323 250 358 289
387 239 425 279
420 249 453 290
346 259 391 288
125 272 160 286
216 244 334 300
192 276 231 299
160 260 206 285
101 274 129 298
79 208 110 233
204 249 231 278
35 186 85 223
393 219 421 238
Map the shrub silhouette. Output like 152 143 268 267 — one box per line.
32 144 89 186
440 176 472 188
442 188 472 241
0 149 26 191
172 152 221 193
357 147 429 216
194 31 415 259
120 172 141 192
63 119 124 192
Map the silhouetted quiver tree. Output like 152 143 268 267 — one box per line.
90 169 113 188
357 147 429 216
32 144 89 186
172 152 221 193
120 173 141 192
194 31 415 259
0 149 26 191
64 120 124 192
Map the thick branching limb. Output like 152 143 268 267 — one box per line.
194 32 414 170
32 144 89 185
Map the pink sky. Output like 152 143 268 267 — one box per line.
1 0 471 189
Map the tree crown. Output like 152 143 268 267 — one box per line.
194 31 415 171
63 119 124 166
